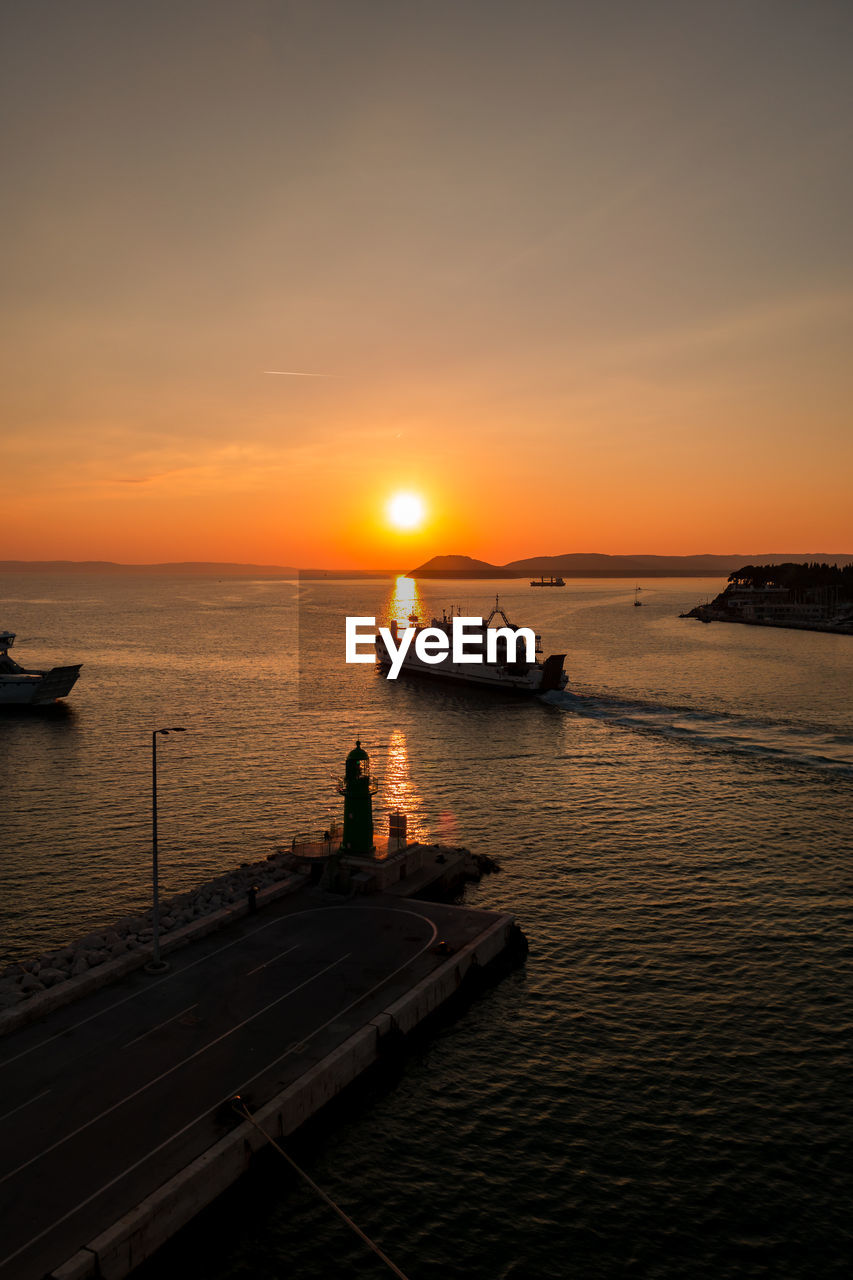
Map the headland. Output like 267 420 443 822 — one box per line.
682 563 853 634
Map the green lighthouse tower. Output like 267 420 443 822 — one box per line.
337 740 377 855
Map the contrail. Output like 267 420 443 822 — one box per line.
264 370 331 377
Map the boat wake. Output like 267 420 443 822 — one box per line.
541 689 853 774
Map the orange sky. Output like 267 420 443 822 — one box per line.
3 2 852 567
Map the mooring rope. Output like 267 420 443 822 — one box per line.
231 1096 412 1280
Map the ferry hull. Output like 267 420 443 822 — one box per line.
376 652 566 694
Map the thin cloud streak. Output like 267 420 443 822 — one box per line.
263 370 333 377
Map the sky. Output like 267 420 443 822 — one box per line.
2 0 852 567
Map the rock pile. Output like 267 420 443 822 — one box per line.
0 850 294 1010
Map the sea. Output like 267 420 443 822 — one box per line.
2 572 852 1279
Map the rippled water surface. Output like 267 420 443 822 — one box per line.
2 574 852 1278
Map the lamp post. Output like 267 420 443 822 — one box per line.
147 726 187 973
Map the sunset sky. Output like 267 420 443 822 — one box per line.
3 1 851 567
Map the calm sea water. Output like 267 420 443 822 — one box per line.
2 573 852 1278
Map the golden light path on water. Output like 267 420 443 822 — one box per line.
380 728 428 842
385 574 426 628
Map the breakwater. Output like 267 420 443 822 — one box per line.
0 866 522 1280
0 843 493 1029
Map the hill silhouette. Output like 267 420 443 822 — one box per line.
408 555 512 578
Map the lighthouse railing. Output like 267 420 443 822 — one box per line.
280 822 344 858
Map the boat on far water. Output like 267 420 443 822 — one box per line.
530 575 565 587
0 631 82 705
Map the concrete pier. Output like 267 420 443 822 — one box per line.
0 878 521 1280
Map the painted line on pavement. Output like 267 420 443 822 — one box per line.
0 910 439 1276
0 954 349 1188
0 900 438 1070
245 943 299 976
123 1004 199 1050
0 1088 52 1126
0 916 297 1071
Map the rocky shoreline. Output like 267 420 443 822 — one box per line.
0 848 296 1011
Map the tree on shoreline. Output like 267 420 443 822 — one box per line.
726 563 853 597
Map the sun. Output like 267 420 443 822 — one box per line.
387 491 425 531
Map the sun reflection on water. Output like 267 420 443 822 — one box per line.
381 727 428 842
384 574 427 629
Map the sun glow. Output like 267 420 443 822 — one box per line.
387 491 425 531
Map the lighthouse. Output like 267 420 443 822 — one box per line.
337 740 377 855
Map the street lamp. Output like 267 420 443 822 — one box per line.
147 726 187 974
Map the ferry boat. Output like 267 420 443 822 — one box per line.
530 575 565 587
0 631 82 705
375 598 568 694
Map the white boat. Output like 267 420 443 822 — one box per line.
0 631 82 705
376 598 568 694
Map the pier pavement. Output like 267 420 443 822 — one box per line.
0 885 513 1280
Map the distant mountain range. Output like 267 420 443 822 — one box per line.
0 560 299 577
410 553 853 579
4 554 853 580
